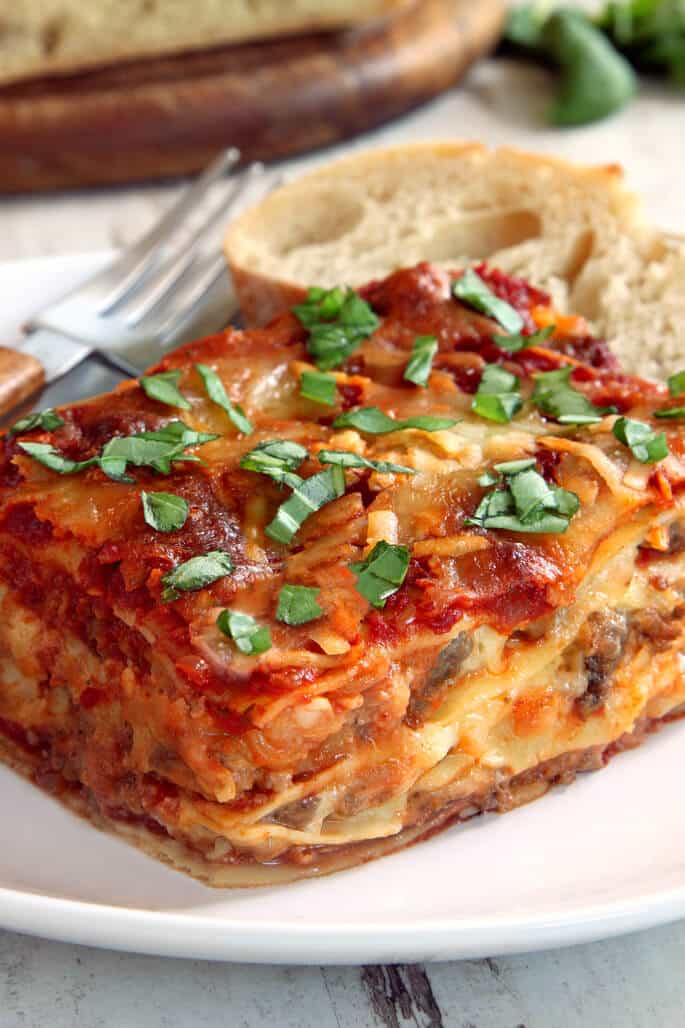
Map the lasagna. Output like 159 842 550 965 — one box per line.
1 262 685 886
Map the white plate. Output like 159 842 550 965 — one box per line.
2 252 685 965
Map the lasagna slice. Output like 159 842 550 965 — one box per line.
1 262 685 886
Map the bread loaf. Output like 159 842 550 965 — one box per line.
223 141 685 378
0 0 406 85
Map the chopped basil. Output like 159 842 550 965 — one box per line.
472 364 522 424
532 366 608 424
318 449 416 475
492 325 555 353
240 440 308 486
216 609 271 655
10 408 64 434
195 363 253 435
668 371 685 396
466 462 579 535
136 421 218 447
612 417 669 464
403 335 438 387
293 287 379 371
350 541 411 609
655 406 685 420
333 406 457 434
300 370 337 407
266 466 346 544
452 269 524 334
276 584 323 626
16 442 95 475
141 491 188 533
140 370 191 410
161 550 234 602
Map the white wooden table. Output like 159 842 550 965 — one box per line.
2 52 685 1028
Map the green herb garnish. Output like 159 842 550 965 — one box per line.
16 442 96 475
141 491 188 533
216 609 271 655
532 365 609 424
333 406 457 435
10 408 64 434
195 363 252 434
161 550 234 602
266 466 346 544
293 287 379 371
668 370 685 395
403 335 438 387
472 364 522 424
240 440 308 486
612 416 669 463
318 449 416 475
276 585 323 626
140 370 191 410
452 269 524 334
350 541 411 609
300 370 337 407
492 325 555 353
467 462 579 534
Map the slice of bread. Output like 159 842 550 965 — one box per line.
224 141 685 378
0 0 406 86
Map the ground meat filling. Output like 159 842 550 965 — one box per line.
574 610 629 716
405 632 473 727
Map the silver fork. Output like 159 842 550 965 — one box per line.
2 149 280 419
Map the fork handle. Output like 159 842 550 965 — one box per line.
0 346 45 419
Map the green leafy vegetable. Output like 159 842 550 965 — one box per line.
532 366 609 424
276 585 323 626
136 421 218 447
141 491 188 533
10 408 64 434
612 416 669 463
300 370 337 407
195 363 253 434
140 370 191 410
655 406 685 420
403 335 438 387
452 269 524 334
668 370 685 395
350 541 411 609
317 449 416 475
161 550 234 602
16 442 96 475
293 287 379 371
467 461 579 534
472 364 522 424
333 406 457 434
216 609 271 655
266 466 346 544
492 325 555 353
597 0 685 87
240 440 308 486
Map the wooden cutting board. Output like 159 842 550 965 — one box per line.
0 0 504 194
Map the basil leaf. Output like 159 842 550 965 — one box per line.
483 512 573 534
293 287 379 371
494 458 537 475
161 550 234 602
140 370 191 410
137 421 219 447
10 408 64 434
240 440 308 486
216 609 271 655
655 406 685 420
452 269 524 334
276 584 323 626
543 10 637 127
195 363 253 435
333 406 457 434
300 370 337 407
16 442 95 475
141 491 188 533
318 449 416 475
492 325 555 353
472 364 522 424
266 466 346 544
612 416 669 464
100 435 196 479
403 335 438 387
466 461 579 535
532 366 607 424
350 541 410 609
668 371 685 396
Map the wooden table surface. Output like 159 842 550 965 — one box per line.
2 45 685 1028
